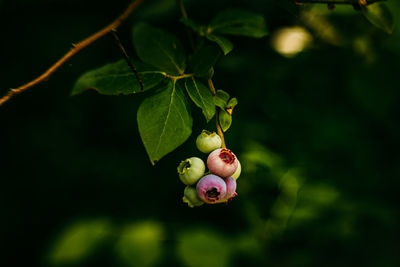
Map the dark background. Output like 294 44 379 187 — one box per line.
1 0 400 266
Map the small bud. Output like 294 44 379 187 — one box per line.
196 130 222 153
177 157 205 185
196 174 227 203
183 186 204 208
207 148 238 178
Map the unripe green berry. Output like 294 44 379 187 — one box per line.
196 130 222 153
182 186 204 208
177 157 205 185
232 160 241 180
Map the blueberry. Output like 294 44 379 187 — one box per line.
182 186 204 208
224 177 238 200
177 157 205 185
232 159 241 180
196 130 222 153
207 148 238 178
196 174 227 203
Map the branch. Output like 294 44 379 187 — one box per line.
295 0 385 4
111 30 144 91
208 79 226 149
0 0 143 107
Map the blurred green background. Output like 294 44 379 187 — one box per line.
1 0 400 266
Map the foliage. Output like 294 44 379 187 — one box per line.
1 0 400 266
361 3 393 34
72 7 268 164
137 80 192 164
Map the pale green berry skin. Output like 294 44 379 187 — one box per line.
178 157 206 185
196 130 222 153
182 186 204 208
232 160 241 180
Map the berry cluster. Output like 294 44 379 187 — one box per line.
177 130 241 208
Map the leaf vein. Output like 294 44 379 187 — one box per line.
154 82 175 155
154 40 184 74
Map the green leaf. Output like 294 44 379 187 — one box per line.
71 60 165 96
189 43 221 77
214 90 230 110
216 90 230 103
226 97 238 115
214 98 226 110
205 34 233 55
209 9 268 38
227 97 238 109
137 80 192 165
219 109 232 132
133 23 186 75
361 3 393 34
184 78 215 122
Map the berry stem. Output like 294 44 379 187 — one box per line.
0 0 143 107
208 79 226 148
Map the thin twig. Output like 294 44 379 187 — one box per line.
208 79 226 148
111 30 144 91
0 0 143 106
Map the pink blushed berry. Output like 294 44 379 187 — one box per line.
217 177 238 203
224 177 238 200
196 174 227 203
207 148 238 178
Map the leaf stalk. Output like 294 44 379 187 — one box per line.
164 73 194 81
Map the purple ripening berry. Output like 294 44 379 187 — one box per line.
196 174 227 204
207 148 238 178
